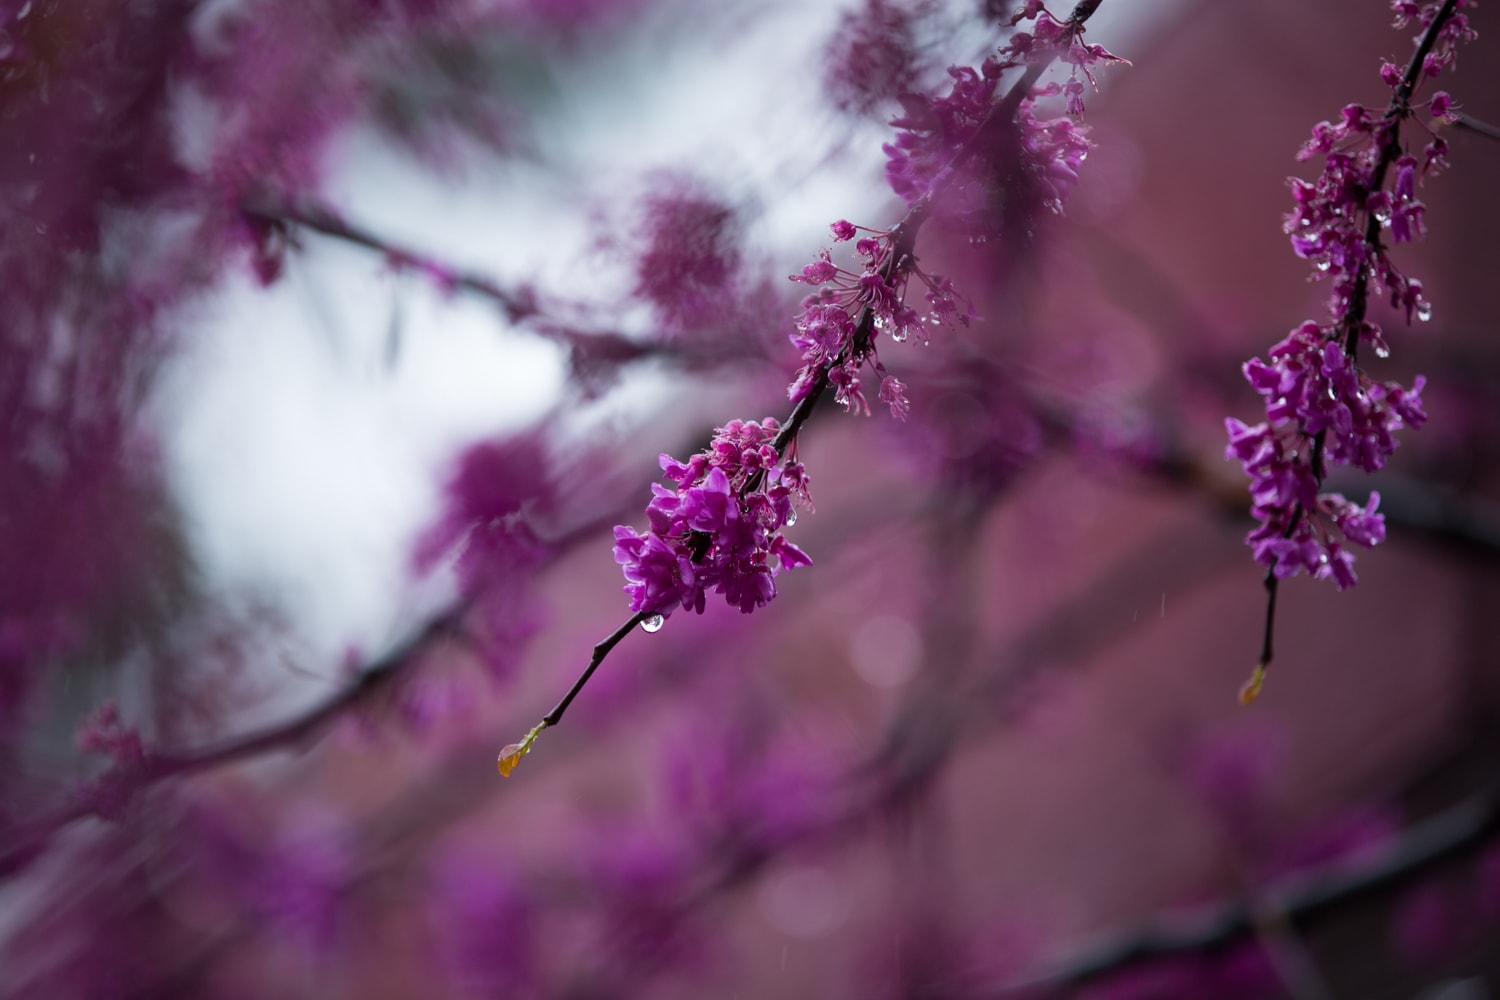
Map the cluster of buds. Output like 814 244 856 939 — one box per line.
1226 0 1474 593
612 419 813 621
787 220 970 419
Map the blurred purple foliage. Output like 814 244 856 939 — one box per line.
2 0 1500 998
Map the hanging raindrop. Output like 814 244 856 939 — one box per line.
641 613 665 633
785 509 798 527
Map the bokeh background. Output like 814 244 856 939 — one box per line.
2 0 1499 997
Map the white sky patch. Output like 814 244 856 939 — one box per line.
154 239 564 666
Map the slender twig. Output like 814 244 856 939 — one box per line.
0 601 470 881
240 194 764 372
152 603 470 773
241 196 539 322
542 612 646 726
993 784 1500 996
1250 0 1461 701
502 0 1108 757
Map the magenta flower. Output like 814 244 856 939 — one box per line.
1228 0 1474 701
1228 0 1473 599
882 8 1122 215
613 525 701 616
613 3 1121 625
629 181 742 332
613 419 811 619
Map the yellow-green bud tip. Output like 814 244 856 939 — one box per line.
1238 662 1268 707
496 722 547 777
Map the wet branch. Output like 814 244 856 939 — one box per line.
500 0 1109 767
1249 0 1461 702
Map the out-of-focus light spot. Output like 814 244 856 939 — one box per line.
849 615 921 688
756 864 847 939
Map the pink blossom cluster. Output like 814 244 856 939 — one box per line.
613 419 813 619
882 4 1122 212
74 702 150 820
1225 0 1474 589
787 220 970 419
613 2 1121 622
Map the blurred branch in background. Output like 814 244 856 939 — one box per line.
240 193 774 377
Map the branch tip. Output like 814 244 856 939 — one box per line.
1238 662 1268 707
497 721 548 777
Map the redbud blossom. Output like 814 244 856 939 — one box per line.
615 1 1118 621
1228 1 1473 603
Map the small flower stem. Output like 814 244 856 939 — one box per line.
1244 569 1278 705
541 611 648 727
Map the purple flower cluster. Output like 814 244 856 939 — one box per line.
74 702 150 820
1225 323 1419 587
882 5 1122 212
629 183 741 332
822 0 921 117
787 220 970 419
612 3 1123 623
1225 0 1473 589
613 419 812 619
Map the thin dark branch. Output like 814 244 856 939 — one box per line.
1068 0 1104 22
994 784 1500 996
1249 567 1278 702
0 601 470 881
241 195 539 323
150 602 470 774
240 194 763 373
542 611 647 727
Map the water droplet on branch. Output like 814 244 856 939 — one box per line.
641 613 665 633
